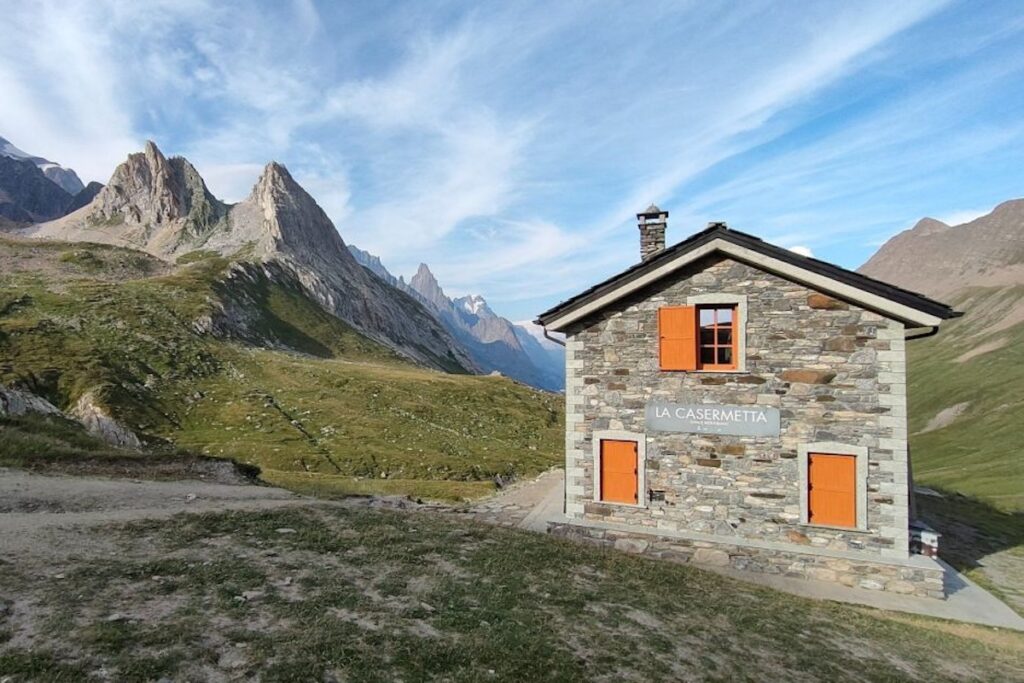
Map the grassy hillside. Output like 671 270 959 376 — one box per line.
3 505 1023 681
0 237 562 500
908 286 1024 512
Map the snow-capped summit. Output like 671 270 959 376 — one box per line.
0 134 85 194
459 294 488 316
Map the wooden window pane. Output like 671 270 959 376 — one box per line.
695 303 738 370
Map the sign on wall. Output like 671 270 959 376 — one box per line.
645 402 780 437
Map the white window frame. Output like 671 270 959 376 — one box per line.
685 293 748 373
798 442 869 531
592 430 647 508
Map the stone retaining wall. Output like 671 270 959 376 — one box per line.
549 521 946 599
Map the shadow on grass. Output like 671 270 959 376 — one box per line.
916 488 1024 574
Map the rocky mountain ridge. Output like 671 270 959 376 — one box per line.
858 196 1024 509
24 141 474 372
1 134 84 194
0 155 76 223
859 199 1024 298
348 246 564 391
0 134 102 225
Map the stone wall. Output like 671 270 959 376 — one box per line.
563 255 911 561
549 521 945 599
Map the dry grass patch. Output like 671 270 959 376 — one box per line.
2 505 1023 682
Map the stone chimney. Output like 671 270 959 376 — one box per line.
637 204 668 261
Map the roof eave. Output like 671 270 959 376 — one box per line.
536 231 958 331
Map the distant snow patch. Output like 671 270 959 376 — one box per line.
0 139 30 159
462 295 486 315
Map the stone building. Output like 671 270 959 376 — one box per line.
535 207 960 598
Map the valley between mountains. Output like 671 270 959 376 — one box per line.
1 140 563 501
2 137 1024 681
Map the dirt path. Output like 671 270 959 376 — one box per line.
0 468 312 561
0 466 568 566
468 468 563 531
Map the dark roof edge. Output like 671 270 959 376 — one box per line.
535 225 960 327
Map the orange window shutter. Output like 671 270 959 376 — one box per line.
601 440 638 504
659 306 697 371
808 454 856 527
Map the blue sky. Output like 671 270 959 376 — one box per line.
2 1 1023 321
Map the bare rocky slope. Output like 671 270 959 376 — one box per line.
858 198 1024 510
0 134 94 224
0 155 77 223
860 199 1024 298
349 246 564 390
27 142 473 372
1 134 84 194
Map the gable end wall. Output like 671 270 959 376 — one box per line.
562 255 911 560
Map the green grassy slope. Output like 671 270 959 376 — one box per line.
0 237 562 500
908 286 1024 511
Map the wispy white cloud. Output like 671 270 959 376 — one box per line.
0 0 141 181
2 0 1023 322
934 207 992 226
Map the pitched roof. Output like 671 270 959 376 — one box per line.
535 223 960 331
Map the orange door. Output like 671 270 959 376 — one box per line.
601 440 638 504
808 453 856 527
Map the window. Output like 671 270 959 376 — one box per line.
698 305 737 370
658 302 742 372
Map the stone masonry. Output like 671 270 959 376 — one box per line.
559 254 944 597
548 522 945 599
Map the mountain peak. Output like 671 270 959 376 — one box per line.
910 217 950 236
859 196 1024 298
0 133 85 195
261 160 290 180
30 141 228 255
987 198 1024 221
253 161 305 200
144 139 163 158
456 294 489 316
409 263 448 309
